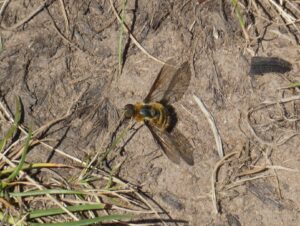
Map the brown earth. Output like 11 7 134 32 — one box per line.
1 0 300 225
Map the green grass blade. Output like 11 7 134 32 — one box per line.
0 97 22 152
0 36 3 53
7 128 32 182
29 204 105 219
10 189 87 197
0 211 26 226
104 161 122 190
29 214 132 226
288 82 300 88
230 0 246 30
118 0 126 74
0 211 18 225
99 126 128 163
13 96 22 125
0 163 70 177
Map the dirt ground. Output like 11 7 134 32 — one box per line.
1 0 300 225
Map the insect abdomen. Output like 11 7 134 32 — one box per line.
145 103 170 131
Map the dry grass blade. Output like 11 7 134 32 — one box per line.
108 0 167 65
59 0 69 35
247 94 300 146
0 152 79 221
1 0 54 30
193 95 224 158
268 0 300 34
233 0 300 50
0 94 171 225
0 0 11 17
45 7 90 55
224 174 273 191
266 165 299 172
211 151 239 214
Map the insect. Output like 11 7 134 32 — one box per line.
124 61 194 165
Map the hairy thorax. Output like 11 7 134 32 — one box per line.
133 102 170 131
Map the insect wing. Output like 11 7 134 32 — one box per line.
146 124 194 165
144 61 191 104
167 127 194 165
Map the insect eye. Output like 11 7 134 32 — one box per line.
124 104 135 118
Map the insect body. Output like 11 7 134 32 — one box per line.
124 61 194 165
125 102 171 131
